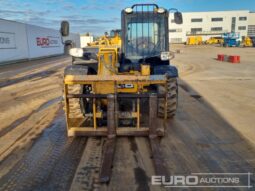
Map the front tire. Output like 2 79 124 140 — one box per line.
157 78 178 118
64 65 88 118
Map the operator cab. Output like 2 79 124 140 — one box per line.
110 29 122 38
120 4 182 73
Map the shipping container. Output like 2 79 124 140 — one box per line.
0 19 29 64
0 19 81 64
26 24 63 59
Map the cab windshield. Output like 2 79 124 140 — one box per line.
125 15 166 62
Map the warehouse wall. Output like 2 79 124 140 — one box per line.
0 19 29 63
0 18 80 64
248 12 255 37
169 10 250 43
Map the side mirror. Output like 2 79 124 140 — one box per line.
61 21 69 36
174 12 183 24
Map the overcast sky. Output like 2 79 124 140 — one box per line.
1 0 254 35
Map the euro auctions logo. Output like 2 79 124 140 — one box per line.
152 175 199 187
36 36 60 48
152 173 253 188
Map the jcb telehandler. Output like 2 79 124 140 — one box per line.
61 4 182 183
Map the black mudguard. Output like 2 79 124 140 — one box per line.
153 65 178 78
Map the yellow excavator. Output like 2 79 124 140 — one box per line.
61 3 182 183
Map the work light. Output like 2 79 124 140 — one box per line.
125 7 133 14
69 48 84 58
157 8 165 13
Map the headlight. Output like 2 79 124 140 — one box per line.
160 52 170 61
157 8 165 13
69 48 84 58
125 7 133 14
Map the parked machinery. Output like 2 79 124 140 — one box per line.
61 4 182 183
109 29 122 46
206 37 224 45
186 36 203 45
222 32 241 47
242 36 253 47
87 29 121 47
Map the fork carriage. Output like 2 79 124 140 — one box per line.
64 74 168 137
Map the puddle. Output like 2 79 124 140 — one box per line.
134 167 150 191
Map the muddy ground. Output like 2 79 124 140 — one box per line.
0 46 254 191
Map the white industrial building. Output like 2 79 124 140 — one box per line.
248 12 255 37
169 10 255 43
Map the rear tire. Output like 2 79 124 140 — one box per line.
157 78 178 118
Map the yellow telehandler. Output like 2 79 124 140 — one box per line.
87 29 121 47
61 3 182 183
